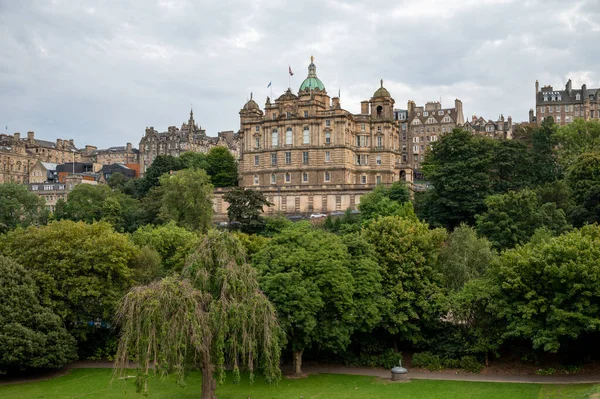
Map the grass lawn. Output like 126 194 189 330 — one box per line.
0 368 596 399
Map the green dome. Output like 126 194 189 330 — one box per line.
373 79 390 98
299 61 326 93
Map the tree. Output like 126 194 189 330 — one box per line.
362 216 447 342
223 188 272 234
0 255 77 372
0 221 139 344
491 224 600 353
178 151 208 170
205 146 238 187
54 184 143 233
0 183 48 233
130 222 200 273
567 152 600 226
357 182 412 222
530 117 562 183
114 231 281 399
107 172 130 191
253 223 358 376
421 129 496 229
554 119 600 171
135 155 181 198
437 224 495 291
159 168 214 232
475 189 570 250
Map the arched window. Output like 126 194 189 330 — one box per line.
325 131 331 144
271 129 278 147
376 105 383 116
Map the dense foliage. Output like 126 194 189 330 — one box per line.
0 183 48 233
224 187 272 233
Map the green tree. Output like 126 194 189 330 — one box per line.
129 246 164 285
0 183 48 233
114 231 281 399
362 216 447 342
531 117 562 183
357 182 412 222
437 224 495 291
135 155 181 198
421 129 495 229
205 146 238 187
158 168 214 232
224 187 272 234
130 222 200 273
567 152 600 226
0 221 139 343
107 172 130 191
491 224 600 352
475 189 570 250
554 119 600 171
253 223 357 376
178 151 208 170
0 255 77 372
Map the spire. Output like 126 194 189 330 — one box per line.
380 79 383 88
250 92 253 100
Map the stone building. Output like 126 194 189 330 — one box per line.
402 99 465 179
138 109 239 175
463 115 513 139
0 131 82 184
230 57 409 215
29 161 58 184
535 79 600 126
28 175 98 212
84 143 139 165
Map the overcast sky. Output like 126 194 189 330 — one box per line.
1 0 599 148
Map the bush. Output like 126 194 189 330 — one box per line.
338 349 400 369
459 355 484 373
411 351 484 373
411 352 444 371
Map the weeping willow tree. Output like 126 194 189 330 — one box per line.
114 231 282 399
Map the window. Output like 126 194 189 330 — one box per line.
376 136 383 148
272 113 277 119
302 172 308 183
402 123 407 130
271 153 277 166
254 155 259 166
377 125 382 132
271 173 276 184
427 118 436 124
361 123 366 131
285 172 291 183
325 119 331 127
361 175 367 184
302 151 309 164
566 116 571 123
556 116 561 123
286 128 293 145
356 154 369 165
286 112 291 119
304 110 309 117
271 129 278 147
543 96 548 102
255 126 260 132
413 145 419 153
285 152 292 164
557 105 561 112
443 116 451 122
253 175 259 185
540 106 545 114
325 151 331 162
420 136 424 142
255 137 260 148
376 175 382 184
376 155 382 165
576 94 581 100
549 106 553 113
325 131 331 144
303 127 310 144
324 171 331 182
438 110 444 115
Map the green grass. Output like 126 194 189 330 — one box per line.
0 369 595 399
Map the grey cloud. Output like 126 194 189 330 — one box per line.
0 0 599 148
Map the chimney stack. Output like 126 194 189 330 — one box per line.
13 132 20 141
361 101 369 114
332 97 340 109
27 131 35 141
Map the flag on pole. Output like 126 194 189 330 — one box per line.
267 81 272 88
289 66 294 76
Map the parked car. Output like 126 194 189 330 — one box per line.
310 213 327 219
330 211 344 216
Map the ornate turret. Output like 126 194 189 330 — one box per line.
299 56 326 94
372 79 391 98
242 92 260 111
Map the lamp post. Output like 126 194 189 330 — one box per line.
71 149 76 175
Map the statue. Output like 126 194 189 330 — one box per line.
380 79 383 88
310 55 314 63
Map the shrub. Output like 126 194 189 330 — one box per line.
411 352 484 373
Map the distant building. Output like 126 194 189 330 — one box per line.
535 79 600 126
99 163 137 183
138 109 239 175
28 175 97 212
463 115 513 139
403 99 465 179
29 161 58 184
84 143 139 165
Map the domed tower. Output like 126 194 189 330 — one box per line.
239 93 263 120
370 79 395 119
298 56 329 107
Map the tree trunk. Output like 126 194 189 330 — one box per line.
201 355 217 399
292 350 303 377
485 353 489 367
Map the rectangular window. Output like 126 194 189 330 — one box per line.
271 153 277 166
286 128 293 145
556 116 561 123
271 174 276 184
325 151 331 162
302 151 309 164
361 175 367 184
361 123 366 131
286 112 291 119
255 137 260 148
423 111 429 116
285 152 292 164
325 119 331 127
272 113 277 119
253 175 259 185
302 172 308 182
324 171 330 182
557 105 561 112
285 173 291 183
376 155 381 165
304 111 308 118
271 129 278 147
255 126 260 132
325 131 331 144
254 155 259 166
377 136 383 148
303 127 310 144
376 175 381 184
